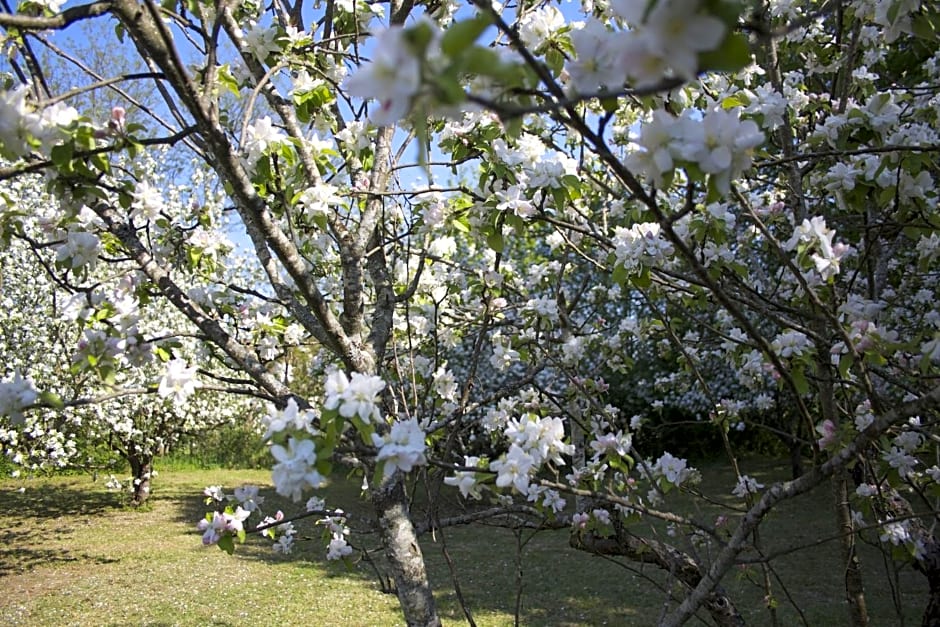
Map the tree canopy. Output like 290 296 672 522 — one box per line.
1 0 939 624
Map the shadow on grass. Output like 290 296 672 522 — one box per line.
0 482 125 577
165 471 695 626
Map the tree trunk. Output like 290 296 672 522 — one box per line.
128 452 153 506
371 472 441 627
920 536 940 627
832 470 868 626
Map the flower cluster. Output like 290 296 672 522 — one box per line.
320 512 354 560
566 0 727 92
271 437 325 501
0 371 38 423
371 418 428 478
197 507 250 546
323 370 386 423
443 455 485 499
157 359 201 405
262 398 319 440
488 413 573 496
786 216 848 281
344 25 424 126
0 85 78 159
626 106 764 194
611 222 673 274
651 452 694 487
732 474 765 498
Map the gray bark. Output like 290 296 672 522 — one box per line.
372 473 441 627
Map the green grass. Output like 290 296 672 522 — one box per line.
0 460 928 626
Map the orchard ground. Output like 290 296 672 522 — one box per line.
0 461 926 626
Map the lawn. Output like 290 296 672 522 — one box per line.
0 460 928 626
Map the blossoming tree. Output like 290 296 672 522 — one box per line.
1 0 939 625
0 164 259 504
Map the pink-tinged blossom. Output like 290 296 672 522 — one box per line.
344 25 423 126
197 511 228 545
815 419 837 449
157 359 200 404
196 507 249 545
589 431 633 460
109 106 126 132
572 511 590 529
371 418 428 477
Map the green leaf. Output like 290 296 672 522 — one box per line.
451 215 471 233
461 46 501 76
630 268 652 289
791 368 810 396
404 21 435 56
721 94 748 109
441 15 491 57
486 231 505 253
50 142 73 167
217 534 235 555
611 263 628 286
38 390 63 409
545 48 565 76
699 33 751 73
551 186 568 209
316 459 333 477
912 13 938 41
838 353 853 380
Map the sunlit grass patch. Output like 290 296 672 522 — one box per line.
0 461 928 626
